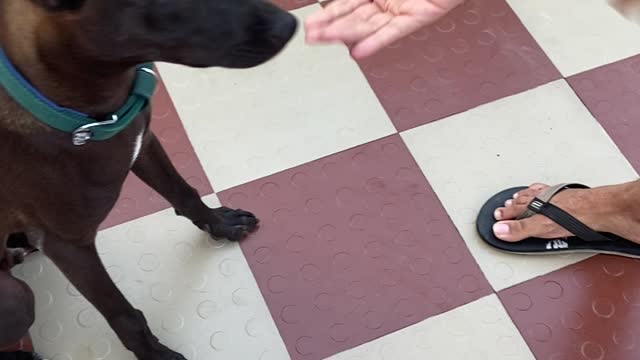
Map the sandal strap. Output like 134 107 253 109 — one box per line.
526 185 614 242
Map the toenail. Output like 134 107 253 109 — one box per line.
505 200 513 207
494 209 502 220
513 193 519 199
493 223 510 235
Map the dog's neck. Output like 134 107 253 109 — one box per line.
0 1 136 119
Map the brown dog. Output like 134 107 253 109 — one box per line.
0 0 296 358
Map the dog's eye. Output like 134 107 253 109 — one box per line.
34 0 86 11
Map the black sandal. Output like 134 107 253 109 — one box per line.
476 183 640 257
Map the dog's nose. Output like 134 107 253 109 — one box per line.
271 13 298 42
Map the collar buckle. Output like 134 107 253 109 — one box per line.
72 114 120 146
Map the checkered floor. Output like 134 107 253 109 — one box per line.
14 0 640 359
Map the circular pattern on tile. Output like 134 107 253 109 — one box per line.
623 287 640 305
602 262 625 276
210 331 230 351
151 282 174 303
227 192 249 208
161 312 185 333
254 247 272 264
561 310 584 330
329 323 350 343
185 273 208 292
20 260 44 280
197 300 219 319
435 18 456 32
267 275 288 294
50 354 72 360
581 341 605 360
39 320 63 342
380 269 400 287
423 46 444 62
77 307 100 328
450 39 470 54
232 288 252 306
67 283 81 297
286 234 307 253
219 258 241 277
347 280 367 299
392 230 415 247
444 247 463 264
410 77 428 91
592 298 615 318
362 311 383 330
138 253 160 272
35 290 54 309
321 162 339 178
300 263 321 281
529 323 552 342
295 336 314 356
365 177 386 193
314 293 334 311
89 339 112 360
613 329 636 349
510 292 533 311
174 242 194 263
318 224 337 242
349 214 367 230
305 197 324 214
336 187 356 207
423 98 443 113
394 298 415 318
281 305 299 324
332 252 353 271
571 269 593 288
463 9 481 24
260 182 280 197
543 281 564 299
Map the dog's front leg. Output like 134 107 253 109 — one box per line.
43 235 186 360
132 132 259 241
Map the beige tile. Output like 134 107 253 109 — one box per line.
14 195 288 360
158 4 395 191
328 295 534 360
402 80 637 291
507 0 640 76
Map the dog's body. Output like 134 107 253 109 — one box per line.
0 0 296 358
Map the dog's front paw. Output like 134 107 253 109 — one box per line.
194 207 260 241
145 348 187 360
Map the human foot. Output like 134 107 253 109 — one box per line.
491 181 640 243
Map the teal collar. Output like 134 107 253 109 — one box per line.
0 47 157 145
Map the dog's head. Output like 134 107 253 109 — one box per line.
29 0 297 68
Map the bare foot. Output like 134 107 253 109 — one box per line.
491 181 640 243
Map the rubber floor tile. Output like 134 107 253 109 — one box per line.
15 195 288 360
499 255 640 360
568 55 640 173
100 76 213 230
506 0 640 76
329 295 534 360
219 135 491 360
402 80 638 291
354 0 560 132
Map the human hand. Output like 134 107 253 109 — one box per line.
304 0 464 58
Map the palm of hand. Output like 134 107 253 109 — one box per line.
305 0 463 58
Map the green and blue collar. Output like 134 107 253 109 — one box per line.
0 47 157 145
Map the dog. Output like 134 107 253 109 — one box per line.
0 0 296 358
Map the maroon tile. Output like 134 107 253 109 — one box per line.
100 75 213 230
354 0 560 131
271 0 316 11
220 135 491 360
499 255 640 360
568 55 640 172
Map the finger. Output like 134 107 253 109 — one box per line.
305 0 372 28
350 16 422 58
320 5 389 43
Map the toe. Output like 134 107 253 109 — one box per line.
493 217 548 242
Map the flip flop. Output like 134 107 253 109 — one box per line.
476 183 640 258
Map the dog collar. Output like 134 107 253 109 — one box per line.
0 47 157 145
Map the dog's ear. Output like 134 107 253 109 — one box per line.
31 0 86 11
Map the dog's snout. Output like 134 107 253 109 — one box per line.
270 13 298 43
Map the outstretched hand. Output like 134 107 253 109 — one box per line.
304 0 464 58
